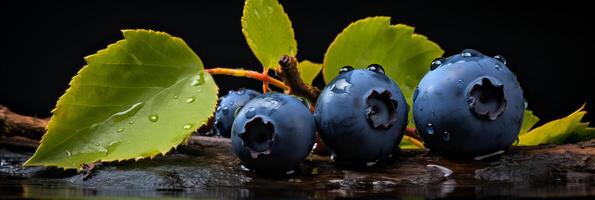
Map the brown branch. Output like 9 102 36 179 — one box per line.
0 135 39 151
0 105 47 140
276 55 321 103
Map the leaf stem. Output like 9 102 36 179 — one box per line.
262 68 270 93
205 68 290 90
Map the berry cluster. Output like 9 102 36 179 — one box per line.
214 49 524 173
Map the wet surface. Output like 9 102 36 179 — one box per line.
2 140 595 199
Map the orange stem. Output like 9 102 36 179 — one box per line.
262 68 270 93
205 68 289 90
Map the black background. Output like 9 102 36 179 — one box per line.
1 0 593 125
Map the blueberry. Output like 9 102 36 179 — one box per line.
413 49 524 157
231 93 316 173
314 64 409 165
214 88 260 137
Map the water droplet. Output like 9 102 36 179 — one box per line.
461 49 481 57
245 107 256 118
367 64 385 74
426 123 434 135
339 66 354 74
524 99 528 109
222 106 229 115
183 124 193 130
197 88 202 93
128 120 135 124
236 88 246 95
494 55 507 64
186 96 196 103
117 128 124 133
110 102 144 123
95 143 101 147
216 106 222 112
442 131 450 141
240 165 251 172
366 161 378 167
430 57 444 70
173 95 179 100
66 150 72 156
253 9 260 18
149 115 159 122
330 78 351 94
494 64 503 71
457 79 465 84
330 154 337 162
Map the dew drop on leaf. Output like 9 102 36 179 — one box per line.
149 115 159 122
186 96 196 103
117 128 125 133
173 95 179 100
128 120 135 124
66 151 71 157
110 102 145 123
254 9 260 18
183 124 193 130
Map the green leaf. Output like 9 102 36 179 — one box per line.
517 105 595 146
520 109 540 134
297 60 322 85
242 0 297 69
323 16 444 119
25 30 219 169
399 139 422 150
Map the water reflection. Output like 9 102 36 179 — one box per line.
1 179 595 199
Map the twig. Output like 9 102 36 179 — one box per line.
205 68 289 90
0 105 47 140
276 55 321 103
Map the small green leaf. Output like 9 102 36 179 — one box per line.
297 60 322 85
520 109 540 134
517 105 595 146
242 0 297 69
399 139 422 150
25 30 219 169
323 16 443 117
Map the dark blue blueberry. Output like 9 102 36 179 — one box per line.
214 88 260 137
231 93 316 173
413 49 524 157
315 64 409 165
